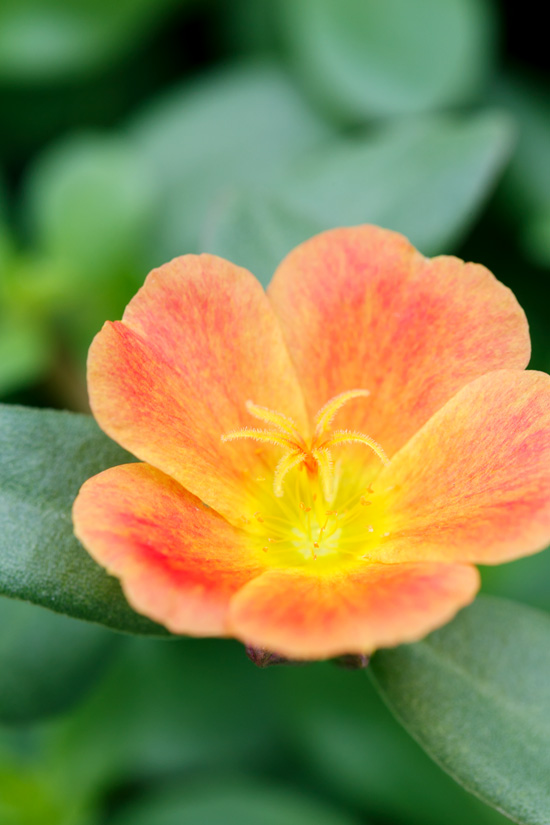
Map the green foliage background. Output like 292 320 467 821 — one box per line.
0 1 549 823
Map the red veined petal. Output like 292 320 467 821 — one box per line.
228 561 479 659
88 254 308 523
372 370 550 565
268 225 530 460
73 463 266 635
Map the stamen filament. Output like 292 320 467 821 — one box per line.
311 447 335 502
221 428 297 450
273 451 307 497
322 429 390 466
245 401 304 444
314 389 370 437
221 389 388 501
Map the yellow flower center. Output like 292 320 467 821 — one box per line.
222 390 391 570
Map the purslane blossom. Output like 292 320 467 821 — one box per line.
73 225 550 659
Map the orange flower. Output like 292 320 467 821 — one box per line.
73 226 550 660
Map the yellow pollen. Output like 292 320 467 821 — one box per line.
221 388 389 498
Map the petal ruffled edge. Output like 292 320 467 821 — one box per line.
268 225 530 458
88 253 308 524
371 370 550 566
73 463 266 636
228 561 479 659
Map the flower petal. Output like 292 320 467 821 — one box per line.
372 370 550 565
268 225 530 457
73 463 265 635
228 562 479 659
88 254 308 523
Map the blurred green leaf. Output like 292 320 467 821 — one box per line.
0 0 185 82
0 404 165 635
22 134 157 357
494 74 550 217
0 598 118 725
0 763 90 825
44 639 282 799
128 61 333 263
481 551 550 613
206 112 513 283
0 170 6 221
279 0 495 120
524 209 550 265
24 134 156 280
0 315 52 397
0 226 56 396
108 777 364 825
371 596 550 825
215 0 280 55
493 73 550 266
0 725 97 825
273 663 507 825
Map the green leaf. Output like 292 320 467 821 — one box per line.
0 0 185 82
0 763 83 825
493 73 550 266
481 551 550 614
128 61 332 263
0 404 166 635
0 597 118 724
206 112 513 284
108 777 364 825
43 639 284 799
279 0 495 120
272 663 508 825
0 316 52 397
22 134 156 356
370 596 550 825
24 134 156 280
0 224 54 396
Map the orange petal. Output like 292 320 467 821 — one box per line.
228 562 479 659
373 370 550 565
268 225 530 458
73 463 265 636
88 254 308 523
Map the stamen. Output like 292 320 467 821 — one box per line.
311 447 335 502
273 451 307 497
221 428 296 451
314 389 370 437
245 401 303 443
221 390 389 505
322 429 390 466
